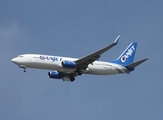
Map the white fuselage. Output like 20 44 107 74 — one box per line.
12 54 128 75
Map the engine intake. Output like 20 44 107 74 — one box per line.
61 60 76 68
48 71 62 79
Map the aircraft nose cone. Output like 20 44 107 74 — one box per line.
11 58 18 64
11 58 15 63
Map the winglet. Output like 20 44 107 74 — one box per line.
114 35 120 45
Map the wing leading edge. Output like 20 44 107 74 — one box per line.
75 35 120 74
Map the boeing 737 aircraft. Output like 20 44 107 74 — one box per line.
11 36 148 82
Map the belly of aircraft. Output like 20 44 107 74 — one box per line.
85 66 119 75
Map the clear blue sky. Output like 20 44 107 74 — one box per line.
0 1 163 120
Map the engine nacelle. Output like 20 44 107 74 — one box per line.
48 71 62 79
61 60 76 68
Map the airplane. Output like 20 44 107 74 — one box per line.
11 35 148 82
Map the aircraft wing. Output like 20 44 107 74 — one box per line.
75 35 120 72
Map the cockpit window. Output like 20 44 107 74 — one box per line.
19 56 23 58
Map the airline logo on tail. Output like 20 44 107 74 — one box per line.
121 45 135 62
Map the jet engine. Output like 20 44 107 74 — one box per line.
48 71 75 82
48 71 62 79
61 60 76 68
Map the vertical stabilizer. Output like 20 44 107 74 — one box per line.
112 42 137 66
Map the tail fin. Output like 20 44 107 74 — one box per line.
112 42 137 66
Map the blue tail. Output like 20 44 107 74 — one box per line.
112 42 137 66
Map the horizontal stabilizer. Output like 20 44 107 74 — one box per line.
126 58 148 71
